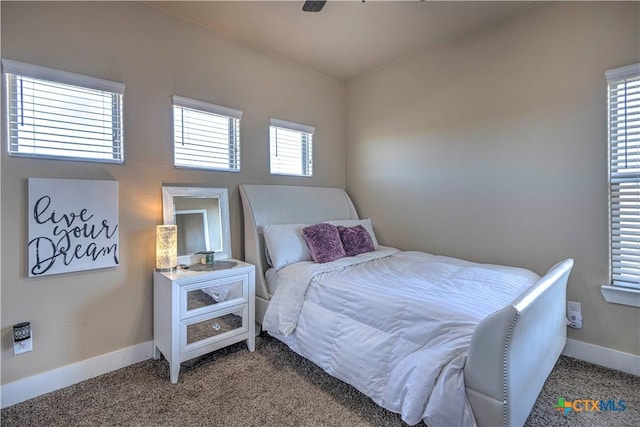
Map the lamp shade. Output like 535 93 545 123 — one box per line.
156 225 177 271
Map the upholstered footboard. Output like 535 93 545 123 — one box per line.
464 258 574 427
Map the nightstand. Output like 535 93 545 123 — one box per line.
153 259 255 383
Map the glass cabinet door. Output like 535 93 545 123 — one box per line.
183 306 247 348
183 276 246 315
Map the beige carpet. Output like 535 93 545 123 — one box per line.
2 334 638 427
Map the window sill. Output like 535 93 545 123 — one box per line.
601 285 640 308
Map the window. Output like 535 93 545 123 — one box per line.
3 59 124 163
607 63 640 290
270 118 314 177
173 96 241 172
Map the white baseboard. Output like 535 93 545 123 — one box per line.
562 338 640 376
2 338 636 409
1 340 154 409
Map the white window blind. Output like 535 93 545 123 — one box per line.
270 118 314 177
608 63 640 289
3 59 124 163
173 95 241 172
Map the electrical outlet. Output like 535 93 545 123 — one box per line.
567 301 581 315
567 301 583 329
13 333 33 355
13 322 33 355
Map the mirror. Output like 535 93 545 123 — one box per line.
162 186 232 263
175 209 210 255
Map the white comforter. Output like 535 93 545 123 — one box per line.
263 247 540 427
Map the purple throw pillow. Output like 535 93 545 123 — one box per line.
337 225 375 257
302 223 346 263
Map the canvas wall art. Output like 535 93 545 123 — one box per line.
28 178 119 277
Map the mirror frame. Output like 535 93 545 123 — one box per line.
162 186 232 262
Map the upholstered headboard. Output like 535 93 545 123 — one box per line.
239 184 359 322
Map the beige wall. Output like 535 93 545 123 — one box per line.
3 0 638 388
346 1 640 355
1 1 345 383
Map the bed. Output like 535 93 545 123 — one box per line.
239 184 573 427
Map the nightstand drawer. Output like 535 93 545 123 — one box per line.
182 304 248 350
181 274 248 318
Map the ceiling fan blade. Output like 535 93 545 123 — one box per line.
302 1 327 13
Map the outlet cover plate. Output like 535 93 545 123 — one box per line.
567 301 581 315
13 337 33 355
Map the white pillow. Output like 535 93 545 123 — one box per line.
262 224 311 270
325 218 379 249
